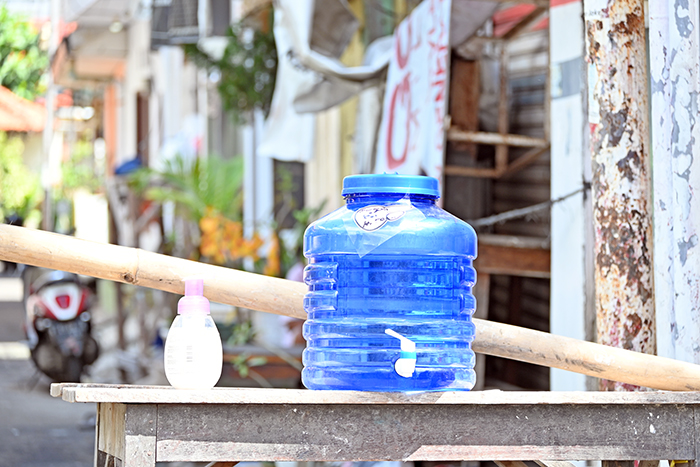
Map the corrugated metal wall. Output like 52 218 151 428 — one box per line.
492 29 550 238
485 26 551 390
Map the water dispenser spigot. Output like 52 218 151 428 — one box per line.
385 329 417 378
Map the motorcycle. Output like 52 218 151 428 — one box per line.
24 269 99 382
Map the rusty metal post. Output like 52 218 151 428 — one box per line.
583 0 655 390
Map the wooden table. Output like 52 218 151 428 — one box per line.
51 384 700 467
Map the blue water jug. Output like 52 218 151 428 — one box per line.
302 174 478 391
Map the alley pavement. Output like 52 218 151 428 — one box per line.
0 278 95 467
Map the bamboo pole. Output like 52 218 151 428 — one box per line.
2 224 700 391
0 224 305 320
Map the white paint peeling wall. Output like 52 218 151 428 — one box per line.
549 0 588 391
649 0 700 363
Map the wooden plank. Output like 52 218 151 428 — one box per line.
124 404 156 466
155 402 695 462
502 146 550 178
448 58 480 155
52 384 700 406
97 402 126 460
475 243 551 278
51 382 160 398
446 129 548 148
479 234 550 249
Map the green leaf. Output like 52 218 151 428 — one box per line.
129 153 245 224
182 19 277 123
0 131 42 223
0 5 48 100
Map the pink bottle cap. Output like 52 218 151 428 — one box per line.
178 278 210 314
185 278 204 296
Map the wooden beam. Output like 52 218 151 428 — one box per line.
479 233 550 249
501 6 548 41
475 243 551 278
447 128 548 148
448 58 480 156
445 146 549 179
501 146 550 178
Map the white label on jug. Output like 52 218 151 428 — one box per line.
353 204 413 231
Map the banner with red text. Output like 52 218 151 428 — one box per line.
374 0 451 183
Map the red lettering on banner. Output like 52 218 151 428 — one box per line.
395 16 422 70
428 0 448 153
386 75 412 169
395 20 411 69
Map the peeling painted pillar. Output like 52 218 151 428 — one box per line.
649 0 700 364
583 0 655 390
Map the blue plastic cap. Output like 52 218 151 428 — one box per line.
342 174 440 198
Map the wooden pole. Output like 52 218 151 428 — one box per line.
2 224 700 391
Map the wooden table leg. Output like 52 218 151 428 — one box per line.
94 403 156 467
95 403 124 467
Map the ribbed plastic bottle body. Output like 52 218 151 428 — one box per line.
302 193 477 391
164 313 223 389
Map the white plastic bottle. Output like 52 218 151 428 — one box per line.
164 278 223 389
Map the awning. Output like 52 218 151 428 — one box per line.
0 86 46 133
